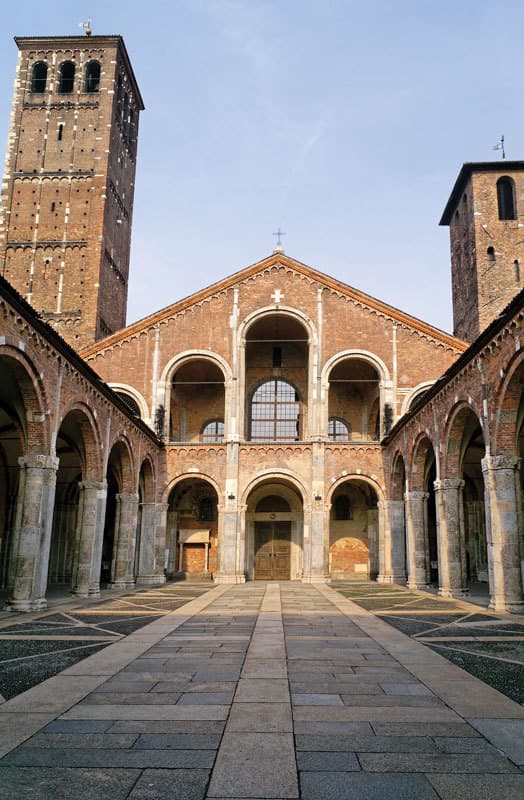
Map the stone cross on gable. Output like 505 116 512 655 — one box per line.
271 289 284 304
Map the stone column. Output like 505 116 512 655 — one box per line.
154 502 168 584
215 441 245 583
135 501 165 586
405 490 429 589
72 480 107 597
111 492 139 590
482 455 524 611
378 500 406 584
434 478 467 599
367 507 379 579
303 441 328 583
8 454 59 612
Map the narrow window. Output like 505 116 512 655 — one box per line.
514 259 520 283
84 60 100 92
272 346 282 368
497 177 517 220
122 92 129 128
487 246 495 262
57 124 63 141
30 61 47 93
50 202 55 212
58 61 75 94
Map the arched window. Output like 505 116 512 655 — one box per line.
334 495 352 520
84 61 100 93
58 61 75 94
487 246 495 262
250 379 299 441
115 392 141 418
30 61 47 93
497 177 517 220
201 419 224 443
328 417 350 441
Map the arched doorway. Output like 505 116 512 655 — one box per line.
245 479 304 580
410 436 438 587
328 479 378 580
167 478 218 578
100 440 134 587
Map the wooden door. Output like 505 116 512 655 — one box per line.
254 521 291 579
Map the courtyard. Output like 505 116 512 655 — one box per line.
0 580 523 799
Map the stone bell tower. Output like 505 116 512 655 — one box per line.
0 33 144 348
440 161 524 343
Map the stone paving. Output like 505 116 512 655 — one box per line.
0 581 522 798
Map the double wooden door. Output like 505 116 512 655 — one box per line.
254 521 291 580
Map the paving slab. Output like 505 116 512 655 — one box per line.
300 771 440 800
468 717 524 764
0 766 141 800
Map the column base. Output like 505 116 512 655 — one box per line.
407 580 429 591
7 598 47 612
302 574 329 584
136 574 166 586
377 573 407 585
214 572 246 584
489 597 524 613
111 580 136 591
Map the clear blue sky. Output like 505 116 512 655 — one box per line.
0 1 522 334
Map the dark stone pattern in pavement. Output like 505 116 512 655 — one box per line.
0 583 213 700
332 582 524 704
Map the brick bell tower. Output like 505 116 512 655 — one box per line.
0 33 144 348
440 161 524 343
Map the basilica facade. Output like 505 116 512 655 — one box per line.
0 34 522 612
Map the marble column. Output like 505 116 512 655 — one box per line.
135 501 165 585
72 480 107 597
378 499 406 584
482 455 524 611
8 454 59 612
405 490 429 589
111 492 139 590
434 478 466 598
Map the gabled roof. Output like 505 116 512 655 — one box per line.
80 252 467 357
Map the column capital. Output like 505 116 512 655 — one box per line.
434 478 464 491
481 454 519 472
407 490 429 500
79 479 107 491
155 502 169 512
116 492 139 503
18 454 59 470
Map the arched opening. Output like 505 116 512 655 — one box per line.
245 479 304 580
135 459 155 581
0 362 26 596
58 61 75 94
100 441 133 587
328 358 380 441
497 176 517 220
84 60 100 93
30 61 47 93
411 436 438 586
47 412 87 593
245 314 309 440
329 479 378 580
170 360 225 442
166 478 218 578
390 453 407 581
461 414 487 590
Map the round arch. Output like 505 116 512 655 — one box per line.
410 431 437 491
401 381 435 416
55 401 103 480
442 400 484 478
160 350 232 387
390 450 407 501
321 349 391 385
238 305 317 346
327 472 385 505
106 435 136 492
109 383 150 422
241 469 308 508
163 471 221 504
0 346 49 453
493 349 524 455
